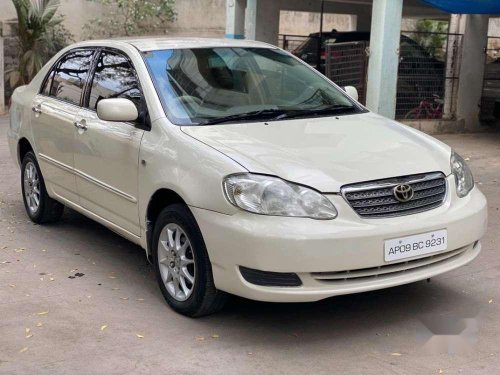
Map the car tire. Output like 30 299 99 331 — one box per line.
21 151 64 224
152 203 227 317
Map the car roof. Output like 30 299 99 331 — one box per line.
70 37 275 52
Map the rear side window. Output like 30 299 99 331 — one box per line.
88 50 142 110
50 49 95 105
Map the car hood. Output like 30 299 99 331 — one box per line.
181 112 451 192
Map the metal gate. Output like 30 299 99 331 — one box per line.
480 36 500 121
324 41 369 105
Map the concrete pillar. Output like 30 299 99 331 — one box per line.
245 0 280 45
245 0 257 40
225 0 246 39
443 14 461 119
456 15 489 130
365 0 403 118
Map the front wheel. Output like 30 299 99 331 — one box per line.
152 204 227 317
21 151 64 224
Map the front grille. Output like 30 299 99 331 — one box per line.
341 172 447 218
311 246 469 283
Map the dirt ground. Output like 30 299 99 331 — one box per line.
1 115 499 374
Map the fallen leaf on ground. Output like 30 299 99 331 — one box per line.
26 333 33 339
36 322 43 327
136 298 144 301
390 352 402 356
212 334 220 339
195 336 205 341
9 284 15 288
19 347 28 353
136 334 144 338
101 325 108 331
489 299 493 304
25 328 30 334
108 276 116 279
120 297 129 300
37 311 49 315
49 278 54 281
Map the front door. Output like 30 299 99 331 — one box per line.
73 50 145 236
31 49 96 203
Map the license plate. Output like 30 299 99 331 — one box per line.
384 229 447 262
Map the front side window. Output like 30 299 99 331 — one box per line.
88 50 142 110
50 49 95 105
144 47 361 125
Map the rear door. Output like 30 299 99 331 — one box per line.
31 49 96 203
73 49 145 236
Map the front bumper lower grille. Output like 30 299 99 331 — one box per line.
239 266 302 287
311 245 470 283
341 172 447 218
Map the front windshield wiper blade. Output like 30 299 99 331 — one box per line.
199 109 287 125
272 105 358 120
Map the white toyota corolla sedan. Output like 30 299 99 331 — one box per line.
8 38 487 316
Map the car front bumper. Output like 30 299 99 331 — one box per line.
191 176 487 302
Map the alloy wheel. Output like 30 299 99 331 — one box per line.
157 223 196 301
23 161 41 214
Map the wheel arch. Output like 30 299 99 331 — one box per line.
18 137 34 165
145 188 188 258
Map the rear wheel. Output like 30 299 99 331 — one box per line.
21 152 64 224
152 204 227 317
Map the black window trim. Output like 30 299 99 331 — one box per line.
39 47 99 108
83 47 144 111
38 45 150 130
82 47 151 130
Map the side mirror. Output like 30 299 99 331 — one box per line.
97 98 138 122
344 86 359 102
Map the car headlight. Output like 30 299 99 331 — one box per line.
450 151 474 198
223 173 337 219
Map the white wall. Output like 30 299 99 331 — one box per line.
279 11 355 35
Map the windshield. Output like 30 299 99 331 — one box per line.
143 47 362 125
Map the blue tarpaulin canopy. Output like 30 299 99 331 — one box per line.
420 0 500 14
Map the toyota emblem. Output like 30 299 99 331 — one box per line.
393 184 414 202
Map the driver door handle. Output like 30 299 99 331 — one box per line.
74 120 87 131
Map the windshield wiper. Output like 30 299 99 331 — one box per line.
199 109 287 125
272 105 358 120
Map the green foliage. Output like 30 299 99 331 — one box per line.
7 0 73 88
413 20 448 60
83 0 176 39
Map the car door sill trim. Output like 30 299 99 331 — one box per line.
53 193 142 243
38 153 137 203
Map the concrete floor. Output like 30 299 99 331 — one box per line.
0 115 499 374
